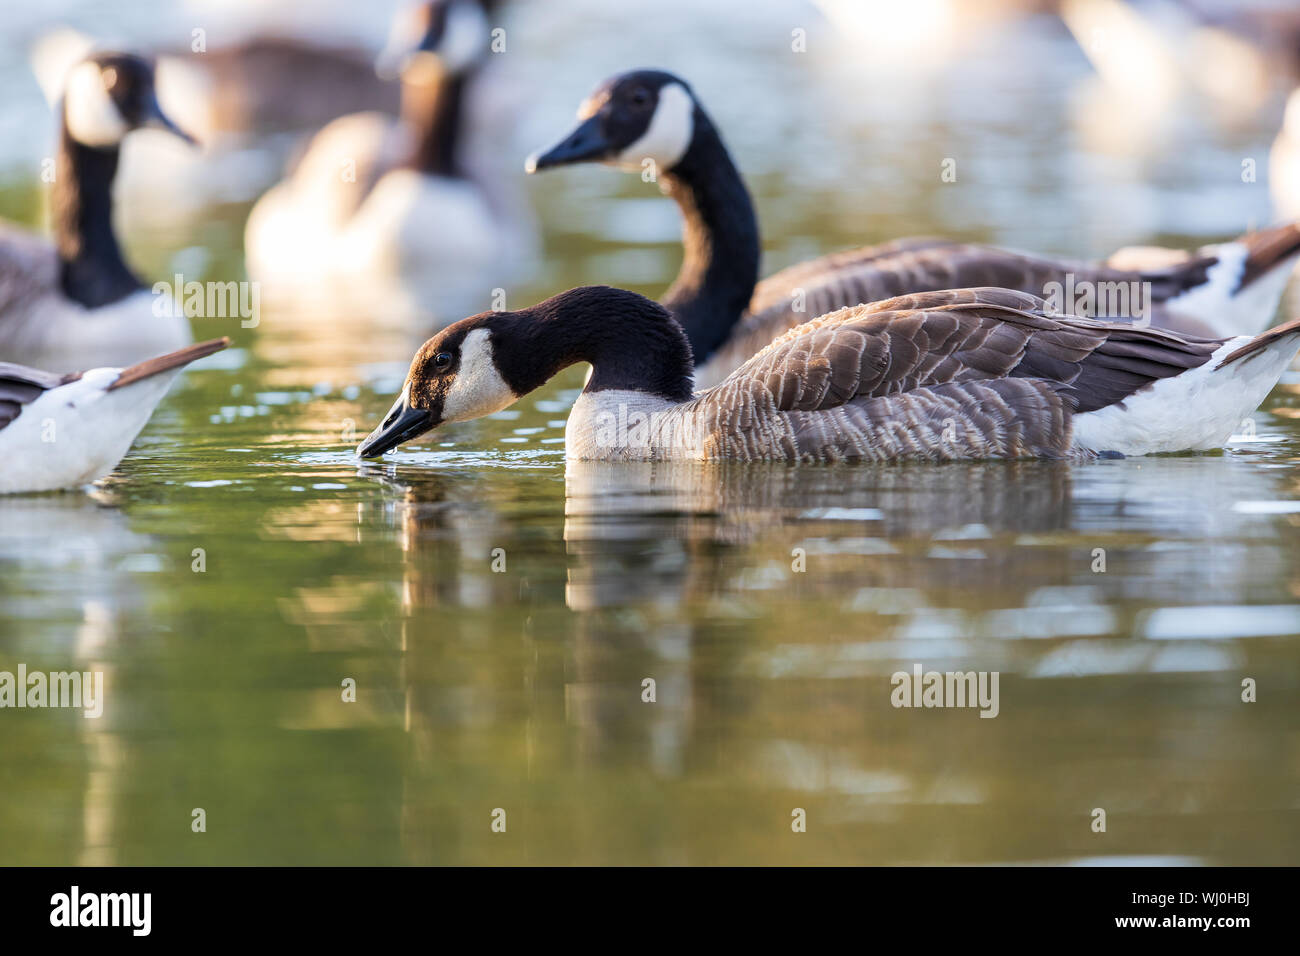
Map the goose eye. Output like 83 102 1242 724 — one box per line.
433 351 453 372
629 88 651 108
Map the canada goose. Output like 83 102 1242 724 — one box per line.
0 337 228 494
170 36 400 138
28 26 399 239
356 285 1300 463
0 52 196 374
1060 0 1273 118
244 0 535 323
526 70 1300 389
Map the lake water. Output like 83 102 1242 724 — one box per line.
0 1 1298 865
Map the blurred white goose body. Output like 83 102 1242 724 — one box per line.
0 226 192 375
0 53 195 375
1272 89 1300 222
0 337 228 494
244 0 534 323
246 158 509 321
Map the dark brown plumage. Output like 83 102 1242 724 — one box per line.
700 243 1230 387
685 288 1223 462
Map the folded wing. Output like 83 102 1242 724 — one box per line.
690 287 1223 461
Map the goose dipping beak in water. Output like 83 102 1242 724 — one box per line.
356 285 1300 464
357 384 436 459
0 338 229 494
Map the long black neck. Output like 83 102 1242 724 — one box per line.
399 67 467 177
658 111 760 364
499 288 695 402
53 124 141 308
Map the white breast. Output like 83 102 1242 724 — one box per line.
565 389 696 461
247 163 524 322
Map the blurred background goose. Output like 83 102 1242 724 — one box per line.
28 21 399 239
244 0 536 324
1273 88 1300 222
0 51 195 374
0 336 227 494
527 69 1300 389
355 285 1300 463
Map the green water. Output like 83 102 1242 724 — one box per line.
2 9 1300 865
4 387 1300 864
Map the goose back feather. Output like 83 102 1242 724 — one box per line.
694 244 1237 388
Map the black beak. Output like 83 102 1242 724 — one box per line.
357 397 435 459
143 92 198 146
525 115 614 173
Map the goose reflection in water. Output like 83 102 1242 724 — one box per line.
348 445 1300 863
561 458 1076 611
0 492 154 866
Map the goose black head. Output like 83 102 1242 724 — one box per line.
62 52 196 149
376 0 491 81
357 287 691 458
526 69 698 175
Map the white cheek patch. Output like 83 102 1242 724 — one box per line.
64 61 128 147
441 328 517 423
615 82 694 172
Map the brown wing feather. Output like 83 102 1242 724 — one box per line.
699 242 1233 385
784 379 1074 462
748 236 963 314
702 287 1216 421
691 375 1074 462
687 287 1223 462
